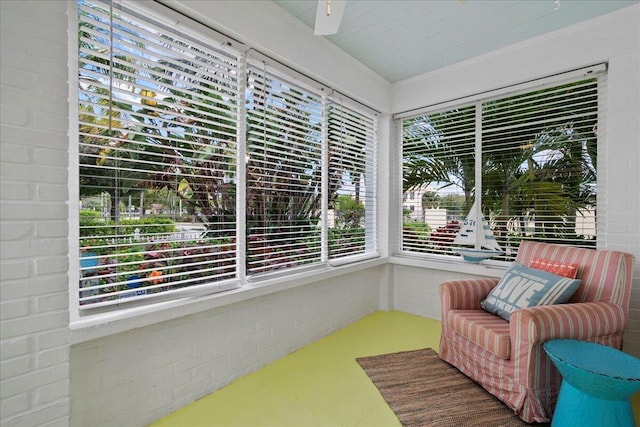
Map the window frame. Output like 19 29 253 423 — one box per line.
326 99 379 264
76 0 244 311
71 0 380 320
244 60 325 276
396 64 605 263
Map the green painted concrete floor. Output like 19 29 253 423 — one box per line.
149 310 640 426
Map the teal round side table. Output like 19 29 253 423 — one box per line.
544 339 640 427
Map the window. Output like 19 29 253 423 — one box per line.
327 103 377 261
78 0 241 308
401 70 601 260
245 65 323 274
76 0 378 311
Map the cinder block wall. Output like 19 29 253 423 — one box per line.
0 1 71 426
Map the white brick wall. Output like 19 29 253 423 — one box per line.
0 2 70 427
605 52 640 354
70 269 380 426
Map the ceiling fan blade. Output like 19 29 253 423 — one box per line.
314 0 346 36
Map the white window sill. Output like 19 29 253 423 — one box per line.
389 253 509 277
69 256 387 344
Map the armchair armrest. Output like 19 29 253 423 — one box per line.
510 301 627 345
509 301 626 388
439 278 500 311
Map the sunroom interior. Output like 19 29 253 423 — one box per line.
1 0 639 426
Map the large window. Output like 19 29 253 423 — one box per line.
401 71 601 260
76 0 377 311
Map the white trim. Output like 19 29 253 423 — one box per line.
474 100 482 250
246 50 330 97
327 91 379 119
69 0 82 324
328 252 381 267
236 52 248 284
393 119 404 256
121 0 245 53
390 254 508 277
394 63 607 120
246 262 328 283
321 94 329 263
596 71 608 249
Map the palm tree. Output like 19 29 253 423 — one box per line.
421 191 441 209
481 79 598 243
402 107 476 211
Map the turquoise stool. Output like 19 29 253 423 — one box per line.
544 339 640 427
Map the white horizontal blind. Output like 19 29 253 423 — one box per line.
482 78 599 252
401 76 600 259
401 106 476 256
327 103 377 259
245 64 324 274
78 0 240 308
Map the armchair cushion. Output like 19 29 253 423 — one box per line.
481 262 582 321
448 309 511 359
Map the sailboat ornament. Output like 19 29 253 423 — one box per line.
453 200 503 263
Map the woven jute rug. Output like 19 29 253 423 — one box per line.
356 348 540 427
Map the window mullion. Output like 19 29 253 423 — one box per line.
475 101 483 251
236 52 248 283
321 94 329 263
366 114 378 253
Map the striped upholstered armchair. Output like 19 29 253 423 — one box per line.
439 241 635 423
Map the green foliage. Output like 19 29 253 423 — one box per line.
79 237 236 305
439 194 466 215
80 216 175 238
118 217 176 235
402 221 433 252
403 221 432 234
329 227 365 256
79 215 109 239
334 195 365 228
80 209 101 218
402 106 476 200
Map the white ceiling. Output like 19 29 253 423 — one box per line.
274 0 639 83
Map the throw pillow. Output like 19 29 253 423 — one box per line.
530 257 579 279
481 262 581 321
